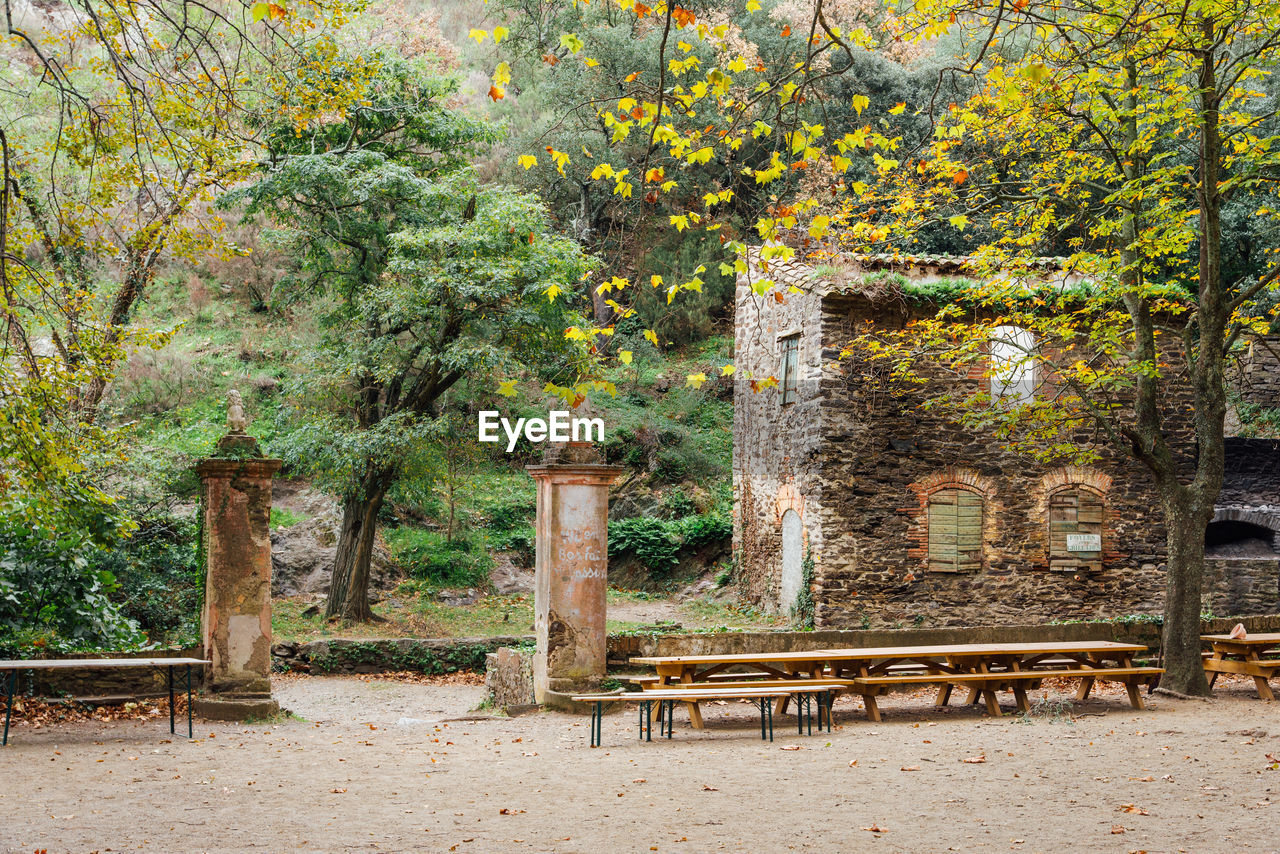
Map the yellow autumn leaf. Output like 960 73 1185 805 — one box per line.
686 372 708 389
497 379 518 397
469 28 488 44
644 329 659 346
889 102 906 115
720 364 735 376
619 350 633 365
492 25 508 43
518 155 537 170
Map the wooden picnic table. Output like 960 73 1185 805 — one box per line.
631 640 1159 725
0 657 209 745
1201 633 1280 700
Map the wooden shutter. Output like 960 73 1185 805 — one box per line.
1048 488 1103 571
928 488 983 572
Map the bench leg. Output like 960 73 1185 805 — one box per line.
935 683 953 707
824 691 834 732
3 670 14 747
168 666 176 736
1207 670 1219 689
186 665 194 739
964 687 981 706
685 700 704 730
982 689 1001 717
1076 676 1095 702
861 693 881 722
1012 684 1031 714
1254 676 1276 702
1125 679 1145 710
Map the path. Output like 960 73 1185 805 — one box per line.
1 675 1276 852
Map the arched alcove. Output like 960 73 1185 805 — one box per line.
779 509 804 614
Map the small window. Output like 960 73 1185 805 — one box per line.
928 488 983 572
990 325 1035 406
1048 488 1103 571
780 334 800 405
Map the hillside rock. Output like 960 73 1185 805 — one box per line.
269 482 401 597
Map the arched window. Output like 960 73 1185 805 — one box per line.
990 325 1036 407
928 488 983 572
779 510 804 612
1048 487 1103 571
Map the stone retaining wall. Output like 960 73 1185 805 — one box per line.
270 636 530 675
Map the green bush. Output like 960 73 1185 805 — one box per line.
608 517 680 572
385 527 494 588
0 518 146 653
92 510 203 642
677 512 732 549
492 525 535 565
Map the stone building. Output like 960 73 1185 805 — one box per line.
733 248 1280 628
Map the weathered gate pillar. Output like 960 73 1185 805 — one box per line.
194 391 283 721
527 441 622 710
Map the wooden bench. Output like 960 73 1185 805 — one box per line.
1 657 208 745
571 684 839 747
626 671 776 687
1202 633 1280 700
849 666 1164 719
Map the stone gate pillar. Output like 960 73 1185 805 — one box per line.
527 442 622 709
194 391 283 720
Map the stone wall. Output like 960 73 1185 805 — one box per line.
271 636 527 674
732 251 827 613
1235 336 1280 409
1203 558 1280 616
1220 438 1280 507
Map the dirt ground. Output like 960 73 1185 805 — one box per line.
3 674 1279 853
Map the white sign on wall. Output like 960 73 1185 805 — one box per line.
1066 533 1102 552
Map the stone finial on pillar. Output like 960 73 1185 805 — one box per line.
194 394 283 720
526 438 622 711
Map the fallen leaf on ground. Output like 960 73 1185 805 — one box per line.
901 766 920 772
1111 825 1125 834
961 756 986 764
701 784 719 791
848 760 858 767
499 808 526 815
862 825 887 833
779 745 803 751
1117 804 1149 815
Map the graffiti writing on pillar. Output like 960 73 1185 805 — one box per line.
558 527 606 581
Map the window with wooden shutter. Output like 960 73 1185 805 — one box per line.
1048 488 1103 571
928 488 983 572
780 334 799 405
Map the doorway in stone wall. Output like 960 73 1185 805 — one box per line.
779 509 803 615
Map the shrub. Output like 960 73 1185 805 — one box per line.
608 517 680 572
677 512 732 549
93 510 203 642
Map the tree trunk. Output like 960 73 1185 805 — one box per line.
1158 489 1213 695
325 468 392 622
